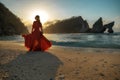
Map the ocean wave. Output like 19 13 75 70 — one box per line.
51 40 120 49
0 33 120 49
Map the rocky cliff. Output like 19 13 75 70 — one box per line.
44 17 114 33
44 16 90 33
89 17 114 33
0 2 29 36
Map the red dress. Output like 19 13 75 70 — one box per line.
22 21 52 51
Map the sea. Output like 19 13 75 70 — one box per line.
0 33 120 49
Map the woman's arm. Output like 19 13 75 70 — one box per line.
31 21 35 33
40 22 43 34
31 27 34 33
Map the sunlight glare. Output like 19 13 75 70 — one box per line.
29 10 49 24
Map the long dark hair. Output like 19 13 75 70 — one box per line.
35 15 41 22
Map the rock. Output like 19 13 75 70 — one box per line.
0 22 2 34
0 27 2 34
44 16 90 33
108 29 114 33
79 20 90 33
0 2 29 36
3 25 16 35
90 17 114 33
91 17 106 33
104 21 114 33
44 16 114 33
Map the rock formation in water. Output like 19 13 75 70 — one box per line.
44 16 90 33
79 20 90 33
44 16 114 33
90 17 106 33
103 22 114 33
89 17 114 33
0 2 29 36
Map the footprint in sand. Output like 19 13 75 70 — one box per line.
94 68 98 71
104 61 107 63
114 77 119 80
99 59 104 62
99 73 105 77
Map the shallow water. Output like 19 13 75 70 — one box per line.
0 33 120 49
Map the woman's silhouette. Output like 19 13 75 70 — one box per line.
22 15 51 51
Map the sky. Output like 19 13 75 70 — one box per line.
0 0 120 31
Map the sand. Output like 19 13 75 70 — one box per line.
0 41 120 80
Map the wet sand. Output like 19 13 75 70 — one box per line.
0 41 120 80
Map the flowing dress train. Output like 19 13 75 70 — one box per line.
22 21 51 51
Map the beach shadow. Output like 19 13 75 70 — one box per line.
2 51 63 80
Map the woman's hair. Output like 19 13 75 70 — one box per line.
35 15 40 21
35 15 39 18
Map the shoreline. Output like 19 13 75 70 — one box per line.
0 40 120 51
0 41 120 80
53 45 120 51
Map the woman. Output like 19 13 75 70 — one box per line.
22 15 51 51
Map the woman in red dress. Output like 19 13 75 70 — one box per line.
22 15 52 51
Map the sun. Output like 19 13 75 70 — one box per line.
29 10 49 24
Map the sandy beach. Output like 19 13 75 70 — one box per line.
0 41 120 80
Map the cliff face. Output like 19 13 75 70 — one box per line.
44 17 114 33
0 2 29 36
104 22 114 33
44 16 90 33
79 20 89 33
91 17 106 33
89 18 114 33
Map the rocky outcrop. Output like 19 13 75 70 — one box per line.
89 18 114 33
44 16 90 33
44 16 114 33
104 22 114 33
0 2 29 36
90 17 106 33
79 20 89 33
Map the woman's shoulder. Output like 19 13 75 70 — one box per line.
33 21 42 27
33 21 41 23
33 21 37 23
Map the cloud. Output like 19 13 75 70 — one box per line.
113 16 120 32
